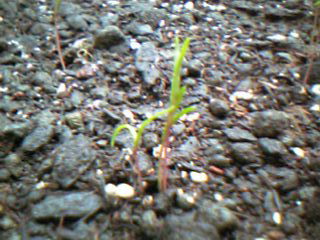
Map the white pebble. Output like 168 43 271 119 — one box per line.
115 183 135 199
184 1 194 10
290 147 305 158
272 212 282 225
190 171 208 183
180 170 188 179
310 104 320 112
56 83 69 98
129 38 141 50
158 20 166 27
104 183 117 197
310 84 320 96
289 30 300 38
214 192 224 202
205 4 227 11
190 25 199 32
35 181 50 189
123 109 136 122
267 34 287 43
96 169 103 176
230 91 254 101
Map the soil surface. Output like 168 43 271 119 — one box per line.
0 0 320 239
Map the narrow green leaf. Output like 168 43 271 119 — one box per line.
111 124 137 147
173 106 196 123
54 0 62 16
176 86 187 106
136 106 175 146
170 37 190 106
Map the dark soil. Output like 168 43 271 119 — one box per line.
0 0 320 239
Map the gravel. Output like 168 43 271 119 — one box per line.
0 0 319 239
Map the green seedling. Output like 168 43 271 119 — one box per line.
54 0 66 70
111 37 195 192
158 37 196 192
111 107 175 191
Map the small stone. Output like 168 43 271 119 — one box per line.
56 83 69 98
266 34 287 43
310 84 320 96
93 25 126 50
190 171 209 183
141 210 160 229
129 38 141 50
230 91 254 101
200 200 239 231
275 52 294 63
176 189 196 209
0 216 17 230
209 154 232 167
115 183 135 199
251 110 290 137
33 71 53 86
186 59 203 78
272 212 282 225
136 151 153 174
310 104 320 112
290 147 305 158
65 111 84 129
35 181 51 190
126 22 153 36
95 139 108 147
142 195 154 207
164 212 220 240
66 15 88 31
135 42 160 86
105 183 117 197
184 1 194 10
51 135 96 188
258 138 288 157
0 168 10 181
32 192 102 220
209 98 230 118
101 108 121 124
181 170 188 179
123 109 136 122
223 127 257 142
21 125 55 152
4 153 23 178
143 132 159 149
230 142 261 165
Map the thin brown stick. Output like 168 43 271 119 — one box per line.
54 15 66 71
